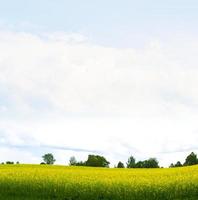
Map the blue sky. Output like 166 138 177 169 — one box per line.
0 0 198 47
0 0 198 166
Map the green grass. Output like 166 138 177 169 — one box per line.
0 164 198 200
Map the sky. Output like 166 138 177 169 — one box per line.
0 0 198 167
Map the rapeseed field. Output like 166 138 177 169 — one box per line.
0 164 198 200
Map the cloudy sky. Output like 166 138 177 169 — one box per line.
0 0 198 166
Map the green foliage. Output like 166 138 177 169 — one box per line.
85 155 110 167
126 156 136 168
6 161 14 164
169 163 174 168
126 156 159 168
175 161 182 167
170 161 183 168
184 152 198 166
42 153 56 165
135 161 144 168
69 156 77 166
75 161 86 166
143 158 159 168
68 155 110 167
117 161 125 168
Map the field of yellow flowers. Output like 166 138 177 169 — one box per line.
0 164 198 200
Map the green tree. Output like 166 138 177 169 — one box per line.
117 161 125 168
42 153 56 165
85 155 110 167
69 156 77 166
6 161 14 164
75 161 86 166
174 161 182 167
126 156 136 168
184 152 198 166
143 158 159 168
169 161 182 168
135 161 144 168
169 163 174 168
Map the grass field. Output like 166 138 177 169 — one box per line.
0 164 198 200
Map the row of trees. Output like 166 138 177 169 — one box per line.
1 161 20 165
120 156 159 168
68 155 159 168
169 152 198 168
2 152 198 168
41 154 110 167
69 155 110 167
42 152 198 168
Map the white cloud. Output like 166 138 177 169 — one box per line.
0 30 198 166
0 147 40 164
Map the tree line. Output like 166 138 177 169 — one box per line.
169 152 198 168
2 152 198 168
40 152 198 168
